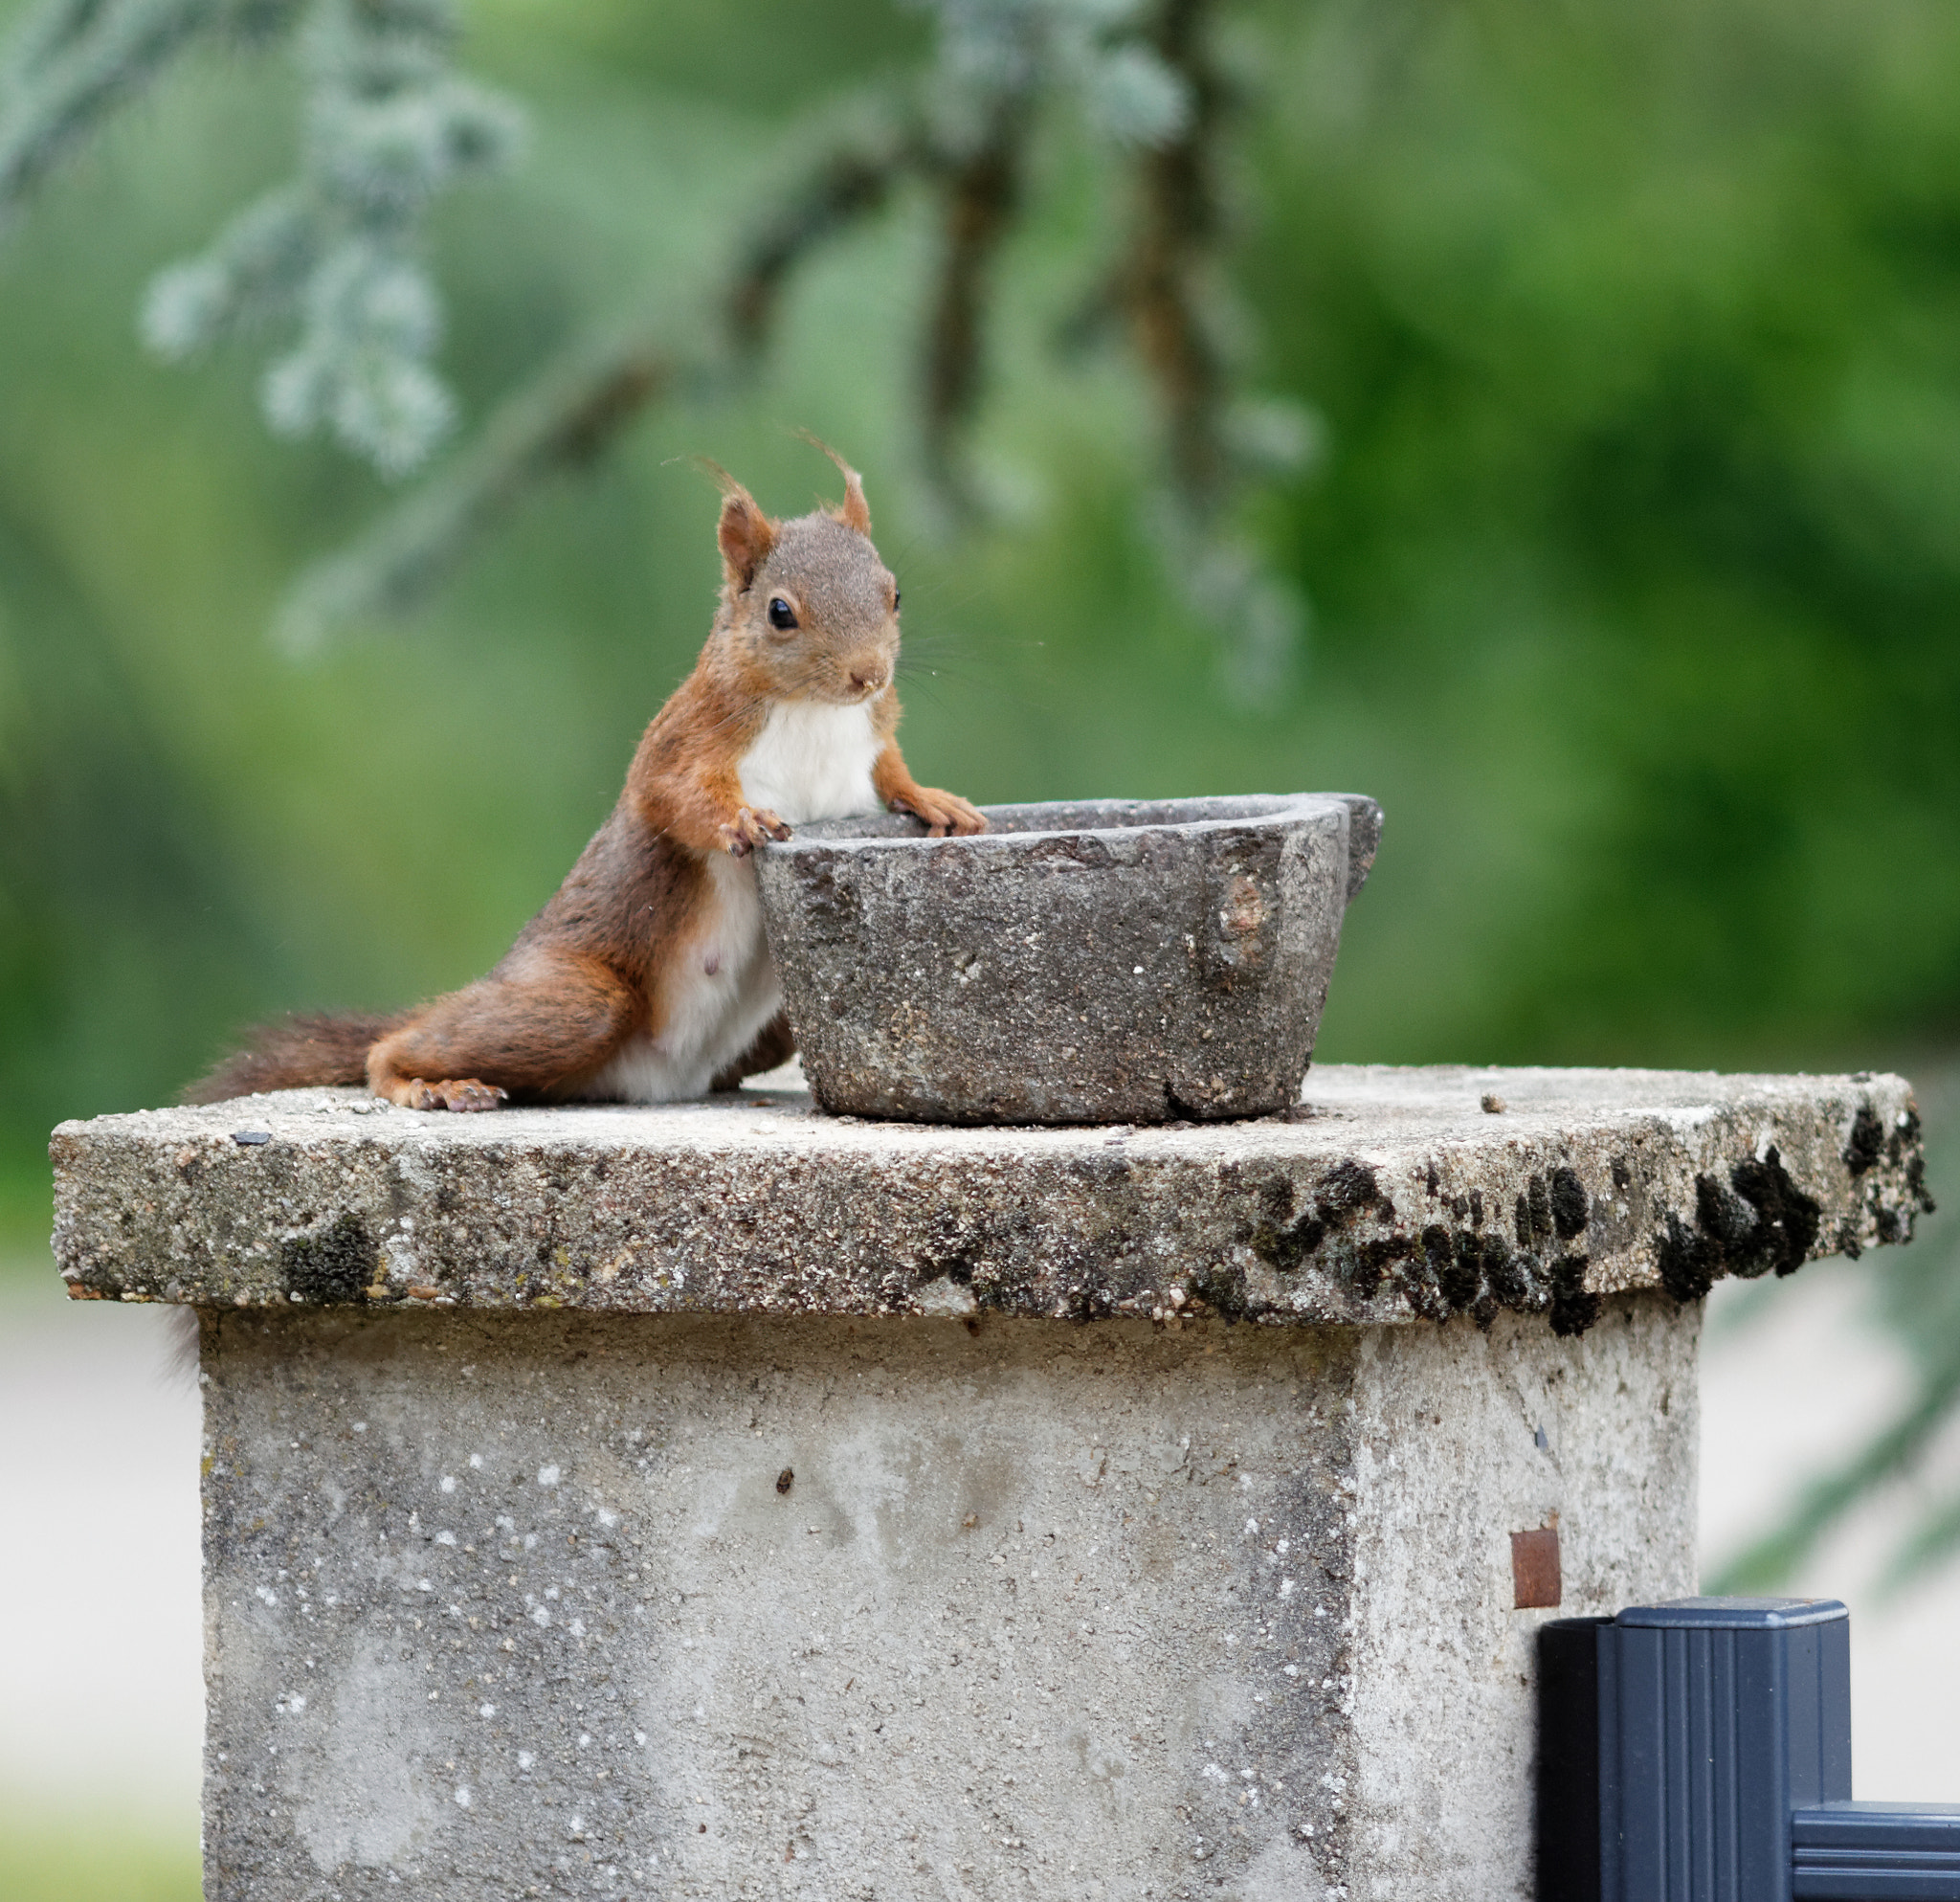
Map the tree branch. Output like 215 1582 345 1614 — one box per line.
1130 0 1232 519
725 103 924 360
276 327 674 650
917 100 1030 518
278 96 930 644
0 0 221 223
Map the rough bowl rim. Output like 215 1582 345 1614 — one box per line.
761 790 1365 858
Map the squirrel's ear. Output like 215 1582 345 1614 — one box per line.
712 478 778 591
799 431 872 536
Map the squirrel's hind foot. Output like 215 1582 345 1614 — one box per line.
385 1077 509 1112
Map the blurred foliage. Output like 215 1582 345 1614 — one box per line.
0 1812 200 1901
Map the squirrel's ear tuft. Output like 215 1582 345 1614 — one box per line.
799 431 872 535
835 464 872 536
708 468 778 590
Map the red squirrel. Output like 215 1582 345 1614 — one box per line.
189 443 987 1111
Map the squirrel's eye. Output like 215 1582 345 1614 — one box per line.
767 596 798 631
892 589 902 613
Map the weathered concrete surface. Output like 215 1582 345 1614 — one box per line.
756 794 1380 1125
198 1296 1694 1902
54 1065 1931 1331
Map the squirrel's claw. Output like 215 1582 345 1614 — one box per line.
894 789 989 838
402 1078 508 1112
720 805 792 856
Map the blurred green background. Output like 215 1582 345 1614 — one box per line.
2 0 1957 1892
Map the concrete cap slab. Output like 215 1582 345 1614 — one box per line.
50 1063 1931 1331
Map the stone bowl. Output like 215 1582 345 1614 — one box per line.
754 793 1381 1125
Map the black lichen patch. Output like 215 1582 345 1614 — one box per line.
1514 1179 1549 1248
1695 1175 1767 1270
1656 1145 1822 1303
1403 1220 1562 1324
1731 1149 1822 1275
1550 1167 1589 1240
1353 1233 1415 1296
1528 1175 1553 1242
1548 1257 1600 1337
1232 1159 1591 1332
1410 1225 1456 1322
1252 1215 1325 1275
1245 1177 1321 1273
1513 1168 1587 1248
278 1213 378 1304
1320 1160 1381 1214
1658 1213 1719 1304
1185 1261 1252 1323
1442 1231 1483 1310
1245 1162 1389 1275
1482 1234 1543 1311
1844 1105 1885 1177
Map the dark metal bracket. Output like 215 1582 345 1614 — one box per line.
1538 1598 1960 1900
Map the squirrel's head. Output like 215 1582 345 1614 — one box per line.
710 441 900 705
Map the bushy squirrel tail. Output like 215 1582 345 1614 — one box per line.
184 1011 408 1105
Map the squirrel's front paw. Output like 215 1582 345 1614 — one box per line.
719 806 792 857
894 789 989 838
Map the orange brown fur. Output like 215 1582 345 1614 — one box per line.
188 445 985 1112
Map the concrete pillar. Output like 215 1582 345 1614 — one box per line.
51 1064 1930 1901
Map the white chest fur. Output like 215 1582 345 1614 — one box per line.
737 699 881 825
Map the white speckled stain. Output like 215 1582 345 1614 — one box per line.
294 1634 443 1872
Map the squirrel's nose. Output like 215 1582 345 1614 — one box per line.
848 667 883 696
